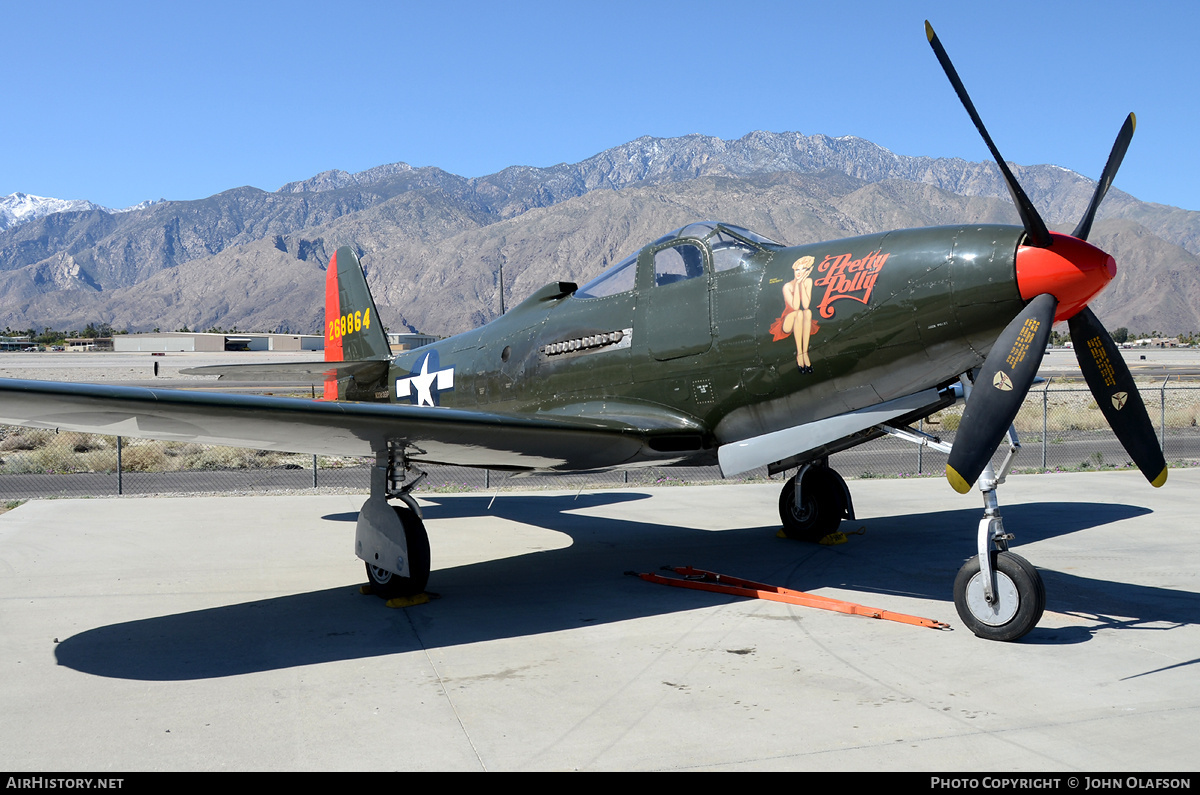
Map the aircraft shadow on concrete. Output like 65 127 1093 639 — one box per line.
54 492 1192 680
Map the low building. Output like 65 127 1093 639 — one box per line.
113 332 323 353
0 336 32 351
388 332 436 351
65 337 114 352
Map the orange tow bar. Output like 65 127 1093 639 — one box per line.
631 566 950 630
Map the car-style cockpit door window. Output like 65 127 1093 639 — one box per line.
653 243 707 286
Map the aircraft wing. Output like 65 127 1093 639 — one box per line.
0 378 649 470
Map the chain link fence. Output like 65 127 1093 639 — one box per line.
2 383 1198 499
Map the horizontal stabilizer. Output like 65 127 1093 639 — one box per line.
180 360 389 384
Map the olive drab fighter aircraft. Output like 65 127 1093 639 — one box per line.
0 22 1168 641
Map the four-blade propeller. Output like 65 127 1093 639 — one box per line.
926 21 1168 493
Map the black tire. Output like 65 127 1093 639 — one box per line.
953 551 1045 641
364 505 431 598
778 467 846 542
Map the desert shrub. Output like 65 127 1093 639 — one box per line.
78 449 118 473
163 442 204 459
28 445 86 473
0 428 55 451
180 446 284 470
119 443 167 472
61 432 109 453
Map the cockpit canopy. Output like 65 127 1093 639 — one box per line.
575 222 781 299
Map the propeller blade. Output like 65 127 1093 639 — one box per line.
1068 306 1167 486
925 21 1053 248
1072 113 1136 241
947 293 1058 493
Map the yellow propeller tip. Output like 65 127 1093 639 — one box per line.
1151 467 1167 488
925 20 935 41
946 465 973 494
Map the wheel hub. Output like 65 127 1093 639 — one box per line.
964 570 1019 626
789 499 815 523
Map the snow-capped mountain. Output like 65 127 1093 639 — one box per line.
0 193 107 230
0 192 162 231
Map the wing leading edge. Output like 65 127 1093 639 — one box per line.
0 378 650 471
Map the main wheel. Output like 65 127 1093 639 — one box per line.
778 466 846 542
953 551 1045 641
364 505 431 598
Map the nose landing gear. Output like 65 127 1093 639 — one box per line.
952 426 1046 641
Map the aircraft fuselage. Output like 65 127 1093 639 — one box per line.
385 223 1027 471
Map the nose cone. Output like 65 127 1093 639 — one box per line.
1016 232 1116 322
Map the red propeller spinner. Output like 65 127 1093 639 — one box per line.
1015 233 1117 322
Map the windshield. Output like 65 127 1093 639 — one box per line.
575 252 637 299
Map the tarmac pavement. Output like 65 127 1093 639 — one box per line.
1 469 1197 771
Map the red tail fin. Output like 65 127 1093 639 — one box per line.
322 247 391 400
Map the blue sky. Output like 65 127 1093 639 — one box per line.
5 1 1198 212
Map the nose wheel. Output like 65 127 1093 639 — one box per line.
954 550 1045 641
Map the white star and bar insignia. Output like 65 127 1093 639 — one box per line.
397 351 454 407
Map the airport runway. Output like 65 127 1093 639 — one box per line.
1 470 1197 771
1038 347 1200 380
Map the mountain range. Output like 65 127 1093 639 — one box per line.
2 131 1197 337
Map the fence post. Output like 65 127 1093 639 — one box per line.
117 436 123 495
313 454 318 488
917 418 923 474
1160 375 1170 456
1042 379 1051 470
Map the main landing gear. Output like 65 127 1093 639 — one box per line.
356 448 431 599
778 460 853 542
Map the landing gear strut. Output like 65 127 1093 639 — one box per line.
356 447 431 598
778 460 852 542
